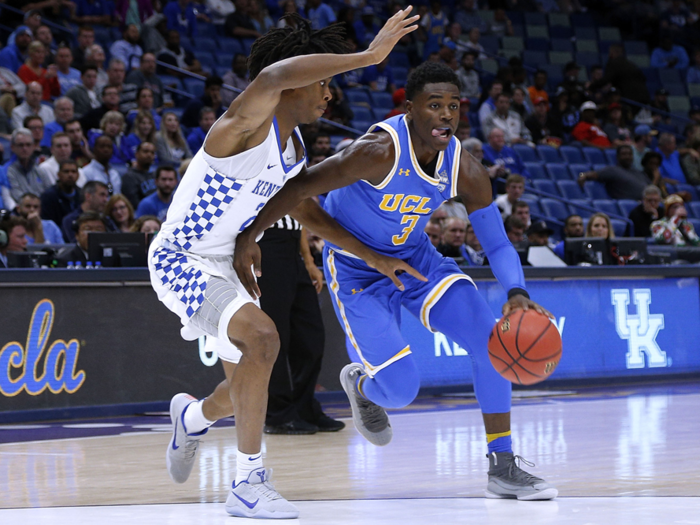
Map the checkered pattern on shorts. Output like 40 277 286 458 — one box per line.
171 171 243 251
152 247 208 318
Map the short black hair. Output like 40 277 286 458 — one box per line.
405 62 461 101
155 165 178 180
205 76 223 89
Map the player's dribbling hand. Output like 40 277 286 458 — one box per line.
233 230 263 299
502 294 554 319
366 253 427 291
366 6 420 64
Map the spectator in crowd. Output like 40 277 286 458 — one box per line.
110 24 144 71
310 132 332 155
54 46 82 95
88 111 129 166
307 0 337 31
482 128 531 179
0 216 28 268
651 194 700 246
221 54 250 107
526 220 554 247
510 86 530 121
586 212 615 239
61 180 109 242
121 141 157 208
632 124 656 171
0 63 26 103
7 128 53 206
602 103 632 146
114 0 154 30
164 0 199 38
512 200 531 228
495 174 525 218
65 119 93 168
125 53 169 110
577 145 651 200
105 194 135 232
66 65 101 118
504 215 526 244
9 10 41 47
123 110 158 163
187 107 216 154
482 93 532 146
456 120 470 142
135 165 178 220
384 87 406 119
627 185 663 237
687 49 700 84
80 85 121 133
35 25 57 67
528 70 549 105
572 101 612 149
130 214 161 233
83 135 122 194
18 42 61 101
424 219 441 247
73 3 111 29
558 61 585 108
38 132 86 187
660 0 693 36
23 115 50 161
320 84 354 131
463 27 486 60
525 96 561 144
681 138 700 186
207 0 235 27
225 0 263 39
490 8 514 37
101 59 136 114
443 22 471 60
478 80 503 129
462 220 485 265
0 26 32 74
651 35 690 70
462 136 507 180
361 57 395 93
85 44 108 90
549 87 579 136
55 211 108 267
657 132 692 184
456 51 480 99
181 76 226 128
589 44 649 108
16 192 64 244
436 216 466 258
650 88 671 124
640 151 670 198
71 26 95 70
354 6 380 48
553 215 584 259
40 96 73 148
157 29 206 79
155 111 193 164
126 87 162 130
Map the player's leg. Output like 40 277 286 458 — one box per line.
427 279 557 501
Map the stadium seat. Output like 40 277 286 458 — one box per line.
618 199 640 216
664 84 687 97
593 199 621 217
216 53 234 67
372 108 389 121
598 27 622 41
480 35 500 54
524 162 547 179
183 78 205 99
393 67 408 87
389 52 409 68
525 38 549 51
523 51 547 66
573 27 597 40
560 146 585 164
689 201 700 219
572 12 595 26
546 163 571 180
592 163 608 173
568 199 593 218
370 92 393 109
513 144 538 162
584 181 610 200
576 40 598 53
610 219 627 237
689 218 700 233
526 200 543 216
540 198 569 220
525 12 547 25
536 145 562 163
582 147 606 165
159 75 183 92
668 96 691 112
350 106 372 121
625 41 648 55
689 84 700 96
557 180 586 199
550 26 573 39
576 52 599 67
502 36 524 50
526 26 549 39
568 163 592 179
500 49 522 61
193 51 216 70
604 149 617 165
548 13 570 27
216 37 245 55
676 183 699 200
345 89 371 106
350 120 372 133
628 55 651 68
549 51 573 65
659 69 682 85
533 179 560 196
550 38 574 52
242 39 256 54
192 38 217 53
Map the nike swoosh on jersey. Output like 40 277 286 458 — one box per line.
234 492 259 509
267 164 277 169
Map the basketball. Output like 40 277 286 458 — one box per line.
488 309 562 386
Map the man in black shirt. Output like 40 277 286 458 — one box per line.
121 141 156 208
577 145 651 200
627 185 664 237
40 160 82 236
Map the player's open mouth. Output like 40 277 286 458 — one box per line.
431 127 452 142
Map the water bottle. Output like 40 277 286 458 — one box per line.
95 261 102 269
86 261 94 269
67 261 75 269
75 261 83 269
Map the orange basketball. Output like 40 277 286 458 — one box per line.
488 309 562 386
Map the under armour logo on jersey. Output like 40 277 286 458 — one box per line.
611 289 667 369
398 168 411 176
351 288 364 294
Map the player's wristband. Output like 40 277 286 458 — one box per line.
508 288 530 300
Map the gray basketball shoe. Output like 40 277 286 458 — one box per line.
225 468 299 519
485 452 558 500
166 393 208 484
340 363 392 446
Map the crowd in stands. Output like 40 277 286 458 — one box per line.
3 0 700 268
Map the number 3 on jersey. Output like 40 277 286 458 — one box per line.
239 203 266 232
392 214 419 245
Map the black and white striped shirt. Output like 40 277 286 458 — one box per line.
269 214 302 231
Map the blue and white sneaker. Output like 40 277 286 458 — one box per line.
166 393 208 484
225 468 299 519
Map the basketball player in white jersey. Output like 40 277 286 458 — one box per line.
148 9 422 519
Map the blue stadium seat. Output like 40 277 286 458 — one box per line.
610 219 627 237
350 120 372 132
571 13 595 27
389 52 409 68
216 66 230 78
664 84 687 96
676 183 699 200
372 108 389 121
689 218 700 233
183 78 205 99
192 38 217 53
593 163 608 173
557 180 585 199
350 106 372 121
550 26 573 39
573 27 597 39
582 147 606 165
525 12 547 25
592 199 621 217
618 199 640 216
216 37 245 55
533 179 560 196
193 51 216 70
525 38 549 51
159 75 183 92
568 163 593 180
524 162 547 179
216 53 234 67
523 51 547 66
345 89 371 106
370 92 393 109
625 41 648 55
540 198 569 220
688 201 700 218
546 163 571 180
584 181 609 200
536 144 562 163
393 67 408 87
513 144 538 162
550 38 574 52
242 39 256 54
659 69 682 86
576 52 599 67
604 149 617 165
480 35 500 54
560 146 585 164
568 199 593 218
526 200 543 216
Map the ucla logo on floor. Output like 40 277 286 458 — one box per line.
0 299 85 397
611 289 667 369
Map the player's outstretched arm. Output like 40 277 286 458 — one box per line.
204 7 419 159
457 151 551 318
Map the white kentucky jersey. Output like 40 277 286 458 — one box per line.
158 118 306 255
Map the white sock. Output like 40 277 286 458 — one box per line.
183 399 215 434
236 449 263 485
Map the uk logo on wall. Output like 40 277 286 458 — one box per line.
611 289 667 369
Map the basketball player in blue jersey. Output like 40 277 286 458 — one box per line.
149 10 424 519
234 62 559 501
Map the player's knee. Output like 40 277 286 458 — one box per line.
232 318 280 365
375 357 420 408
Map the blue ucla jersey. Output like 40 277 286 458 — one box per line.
324 115 461 259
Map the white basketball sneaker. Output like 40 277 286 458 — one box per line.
166 393 208 484
225 468 299 519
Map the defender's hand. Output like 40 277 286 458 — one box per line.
366 6 420 64
233 230 262 299
366 253 427 291
502 295 553 318
306 264 324 294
